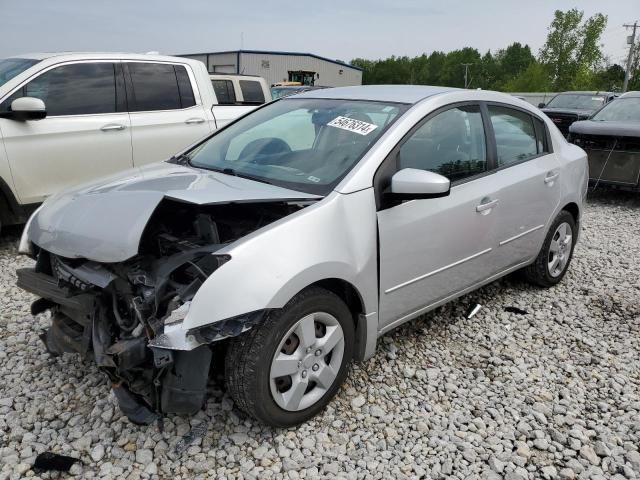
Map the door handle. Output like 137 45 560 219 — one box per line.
544 171 560 184
476 198 499 213
100 124 126 132
185 117 205 124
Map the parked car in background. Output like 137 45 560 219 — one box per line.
0 53 256 232
209 74 271 106
271 85 328 99
539 91 617 136
17 85 587 427
568 91 640 191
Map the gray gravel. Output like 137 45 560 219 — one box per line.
1 190 639 479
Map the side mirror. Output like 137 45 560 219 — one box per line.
538 102 546 109
390 168 450 199
9 97 47 120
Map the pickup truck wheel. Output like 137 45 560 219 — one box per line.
225 287 354 427
523 210 576 287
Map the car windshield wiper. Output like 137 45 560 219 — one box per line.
167 153 192 166
204 166 274 185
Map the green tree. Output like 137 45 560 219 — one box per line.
539 9 607 90
503 62 553 92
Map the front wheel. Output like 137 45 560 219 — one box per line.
225 287 354 427
523 210 576 287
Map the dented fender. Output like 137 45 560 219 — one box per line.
182 188 379 338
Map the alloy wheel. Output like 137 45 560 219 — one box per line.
548 222 572 277
269 312 345 411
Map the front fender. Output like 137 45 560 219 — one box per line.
183 188 379 332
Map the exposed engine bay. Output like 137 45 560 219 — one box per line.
17 199 310 424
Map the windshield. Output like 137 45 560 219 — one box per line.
188 98 407 195
591 98 640 122
546 94 606 111
0 58 40 88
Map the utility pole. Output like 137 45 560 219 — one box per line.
461 63 473 88
623 21 637 92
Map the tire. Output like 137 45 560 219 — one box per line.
523 210 576 287
225 286 354 427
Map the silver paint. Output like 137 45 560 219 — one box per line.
22 86 588 360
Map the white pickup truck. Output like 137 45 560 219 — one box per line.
0 53 269 230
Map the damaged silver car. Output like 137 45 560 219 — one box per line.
17 86 588 427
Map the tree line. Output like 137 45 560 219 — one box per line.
350 9 639 92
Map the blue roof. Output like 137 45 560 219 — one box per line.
179 49 363 71
291 85 459 104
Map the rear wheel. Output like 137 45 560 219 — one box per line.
225 287 354 427
523 210 576 287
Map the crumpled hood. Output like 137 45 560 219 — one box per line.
28 162 320 262
569 120 640 137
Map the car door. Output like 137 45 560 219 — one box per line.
0 61 133 204
377 103 501 330
125 62 210 165
484 104 561 271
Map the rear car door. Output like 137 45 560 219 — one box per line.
125 62 209 165
377 104 501 330
484 104 561 270
0 61 132 204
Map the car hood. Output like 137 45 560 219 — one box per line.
569 120 640 137
542 108 593 117
28 162 321 262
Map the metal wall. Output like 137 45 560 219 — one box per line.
181 52 362 87
238 53 361 87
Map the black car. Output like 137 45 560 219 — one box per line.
568 92 640 191
539 91 617 136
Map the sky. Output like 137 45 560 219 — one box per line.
0 0 637 65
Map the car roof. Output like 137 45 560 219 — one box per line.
293 85 459 104
6 52 198 63
620 91 640 98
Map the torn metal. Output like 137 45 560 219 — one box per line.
18 198 311 424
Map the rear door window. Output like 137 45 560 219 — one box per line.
128 62 182 111
212 79 237 105
175 65 196 108
488 106 538 167
239 80 265 104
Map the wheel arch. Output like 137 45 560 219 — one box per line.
291 277 373 362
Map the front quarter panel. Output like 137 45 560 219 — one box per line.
184 188 379 331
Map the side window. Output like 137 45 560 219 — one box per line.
488 106 537 167
128 62 181 111
239 80 265 104
533 117 549 154
399 105 487 182
212 79 236 105
175 65 196 108
0 62 118 116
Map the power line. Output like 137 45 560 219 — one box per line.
623 21 637 92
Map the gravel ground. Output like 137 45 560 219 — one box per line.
0 189 639 480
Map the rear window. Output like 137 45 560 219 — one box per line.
239 80 265 104
212 79 236 105
128 63 196 111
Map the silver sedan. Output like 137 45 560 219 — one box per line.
18 85 588 427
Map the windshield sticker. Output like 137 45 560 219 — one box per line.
327 116 378 136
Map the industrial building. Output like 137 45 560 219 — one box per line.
178 50 363 87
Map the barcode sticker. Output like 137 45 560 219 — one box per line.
327 116 378 136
